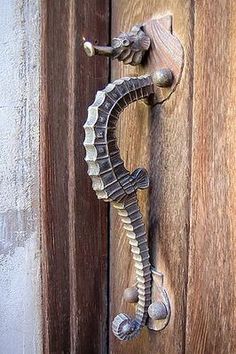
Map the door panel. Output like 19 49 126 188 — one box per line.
186 2 236 353
110 1 194 353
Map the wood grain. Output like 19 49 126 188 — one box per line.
185 1 236 353
110 1 194 353
40 1 109 353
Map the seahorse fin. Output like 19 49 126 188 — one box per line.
131 168 149 190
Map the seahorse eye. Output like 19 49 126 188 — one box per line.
122 38 130 47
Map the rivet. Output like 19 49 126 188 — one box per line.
148 302 168 320
152 69 173 87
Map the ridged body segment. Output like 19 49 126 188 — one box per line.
83 75 154 340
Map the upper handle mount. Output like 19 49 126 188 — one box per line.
84 24 150 66
83 15 184 103
83 14 184 342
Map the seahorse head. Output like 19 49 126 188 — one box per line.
111 25 151 66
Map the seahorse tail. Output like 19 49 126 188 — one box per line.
112 194 152 340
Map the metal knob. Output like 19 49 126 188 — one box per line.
148 302 168 320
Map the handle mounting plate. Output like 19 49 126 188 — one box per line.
143 15 184 103
147 269 171 331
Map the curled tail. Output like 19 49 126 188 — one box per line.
112 194 152 340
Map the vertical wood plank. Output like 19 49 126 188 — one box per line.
186 1 236 353
72 1 110 353
41 3 71 351
40 1 109 352
110 1 194 353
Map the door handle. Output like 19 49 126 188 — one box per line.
83 72 172 340
83 15 184 341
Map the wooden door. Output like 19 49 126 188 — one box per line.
40 1 236 353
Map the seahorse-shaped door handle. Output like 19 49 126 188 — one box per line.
83 71 172 340
83 15 184 341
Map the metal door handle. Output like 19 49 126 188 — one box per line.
83 16 184 341
83 71 172 340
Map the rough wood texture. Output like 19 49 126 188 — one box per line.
185 2 236 353
110 1 194 353
40 1 109 353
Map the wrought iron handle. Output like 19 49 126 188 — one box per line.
83 71 172 340
83 15 184 341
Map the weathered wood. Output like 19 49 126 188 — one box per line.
110 1 194 353
40 0 109 352
185 2 236 353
